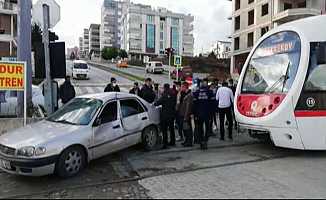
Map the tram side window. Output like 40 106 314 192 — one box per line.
304 42 326 91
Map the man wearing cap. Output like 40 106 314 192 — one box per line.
104 77 120 92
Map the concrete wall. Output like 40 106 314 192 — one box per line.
0 118 41 136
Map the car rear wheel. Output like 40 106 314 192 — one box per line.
56 146 86 178
142 126 159 151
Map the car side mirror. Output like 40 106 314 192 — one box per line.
93 118 102 127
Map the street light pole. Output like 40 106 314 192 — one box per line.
17 0 32 118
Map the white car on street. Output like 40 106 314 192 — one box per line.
0 93 160 177
71 60 90 80
145 61 164 74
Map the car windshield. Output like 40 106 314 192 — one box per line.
241 31 301 94
47 98 102 126
74 63 88 69
155 63 163 67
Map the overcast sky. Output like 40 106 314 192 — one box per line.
33 0 232 55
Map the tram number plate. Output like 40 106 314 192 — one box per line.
0 159 11 170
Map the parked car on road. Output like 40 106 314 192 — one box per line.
170 66 193 81
0 93 160 177
71 60 90 80
145 61 164 74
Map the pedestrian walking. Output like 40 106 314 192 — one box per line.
229 79 238 130
104 77 120 92
193 79 215 150
129 82 140 96
178 82 193 147
139 78 156 103
154 83 161 101
155 84 177 149
60 76 76 104
216 81 234 140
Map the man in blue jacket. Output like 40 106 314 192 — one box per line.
193 78 215 150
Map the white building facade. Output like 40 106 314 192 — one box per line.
210 41 232 59
89 24 101 59
229 0 326 78
83 29 89 57
120 2 194 60
0 0 17 58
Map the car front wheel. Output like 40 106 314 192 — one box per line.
142 126 159 151
56 146 86 178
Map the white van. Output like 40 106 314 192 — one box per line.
145 61 164 74
72 60 90 79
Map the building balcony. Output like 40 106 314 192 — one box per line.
273 8 322 24
0 1 17 15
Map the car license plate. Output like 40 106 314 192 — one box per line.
0 159 11 170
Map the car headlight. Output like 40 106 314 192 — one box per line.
17 146 35 157
16 146 46 157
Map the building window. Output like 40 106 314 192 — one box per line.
160 41 164 50
262 4 269 16
160 32 164 40
171 18 179 26
235 0 240 11
147 15 154 23
146 24 155 53
247 32 254 47
171 27 179 54
284 3 293 10
160 22 164 30
248 0 254 4
235 16 240 31
234 37 240 50
297 1 306 8
248 10 254 26
261 26 269 36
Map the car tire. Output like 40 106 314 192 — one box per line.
56 146 86 178
142 126 159 151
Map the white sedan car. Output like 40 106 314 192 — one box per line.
0 93 160 178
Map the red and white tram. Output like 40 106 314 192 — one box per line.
235 15 326 150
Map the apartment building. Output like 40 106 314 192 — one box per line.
229 0 326 77
120 2 194 60
89 24 101 59
210 40 232 59
0 0 17 58
101 0 128 50
83 29 89 57
78 37 84 57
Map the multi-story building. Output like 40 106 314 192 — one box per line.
89 24 101 59
78 37 84 58
83 29 89 57
229 0 326 77
101 0 127 50
120 2 194 60
0 0 17 58
210 40 232 59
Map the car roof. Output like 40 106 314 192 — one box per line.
73 60 87 64
77 92 138 102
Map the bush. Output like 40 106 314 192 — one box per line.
101 47 119 60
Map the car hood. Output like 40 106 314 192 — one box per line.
0 120 83 149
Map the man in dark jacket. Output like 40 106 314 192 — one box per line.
104 77 120 92
139 78 156 103
60 76 76 104
179 82 193 147
155 84 177 149
129 82 140 96
193 78 215 150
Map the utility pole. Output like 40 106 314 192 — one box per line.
42 4 54 115
17 0 32 118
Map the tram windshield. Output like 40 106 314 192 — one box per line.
242 31 301 94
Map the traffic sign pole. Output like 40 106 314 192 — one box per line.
43 4 54 114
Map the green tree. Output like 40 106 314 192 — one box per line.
208 51 216 59
101 47 119 60
119 49 128 59
31 23 42 51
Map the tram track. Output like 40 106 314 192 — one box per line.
0 143 299 199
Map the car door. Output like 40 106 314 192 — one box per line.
91 101 124 159
120 98 149 146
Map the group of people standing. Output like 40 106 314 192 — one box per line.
126 77 236 150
